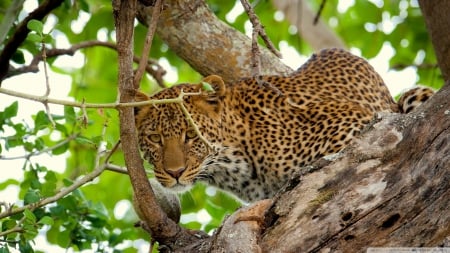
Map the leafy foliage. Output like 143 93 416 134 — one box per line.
0 0 443 252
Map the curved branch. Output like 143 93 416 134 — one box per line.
137 0 292 84
134 0 163 89
239 0 282 58
0 161 106 219
4 40 167 87
0 0 64 83
0 133 78 160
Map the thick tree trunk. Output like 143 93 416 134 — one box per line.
133 0 450 252
419 0 450 82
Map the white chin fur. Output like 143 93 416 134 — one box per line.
168 183 193 193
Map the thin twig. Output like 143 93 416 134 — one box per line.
0 219 24 237
79 98 88 128
134 0 163 89
105 163 129 175
4 40 167 87
0 162 106 219
240 0 282 59
41 44 56 128
94 120 109 169
239 0 284 96
178 90 215 151
313 0 327 25
0 133 78 160
0 85 215 158
0 137 123 220
250 25 261 76
42 46 50 97
105 140 121 163
0 86 202 109
392 62 438 70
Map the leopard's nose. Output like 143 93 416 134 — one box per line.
166 168 186 179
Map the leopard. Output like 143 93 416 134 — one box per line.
134 48 434 203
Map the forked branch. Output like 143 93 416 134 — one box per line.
240 0 282 76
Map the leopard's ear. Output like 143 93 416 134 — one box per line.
134 91 150 115
200 75 226 97
192 75 226 118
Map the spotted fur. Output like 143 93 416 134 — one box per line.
134 48 433 202
397 86 435 113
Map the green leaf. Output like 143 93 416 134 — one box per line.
38 216 54 226
34 111 50 130
56 229 71 248
12 50 26 64
201 81 214 91
12 123 27 136
27 33 42 43
0 179 19 191
75 136 95 145
51 142 69 155
183 221 202 230
6 137 23 149
27 19 44 34
22 225 38 240
64 106 76 125
42 171 57 196
18 241 33 253
24 190 40 205
30 177 41 189
54 123 68 135
0 246 10 253
23 209 37 223
1 219 17 231
62 178 73 186
43 34 54 44
3 101 18 119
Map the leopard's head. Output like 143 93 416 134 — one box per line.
134 75 226 192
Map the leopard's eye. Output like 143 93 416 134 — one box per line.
186 129 197 139
148 134 161 143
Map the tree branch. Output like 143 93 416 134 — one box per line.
0 0 64 84
4 40 167 87
272 0 346 50
0 86 193 109
240 0 282 59
115 1 209 249
0 116 120 220
0 160 106 220
134 0 163 89
0 133 78 160
419 0 450 83
137 0 292 84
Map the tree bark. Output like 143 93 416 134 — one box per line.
133 0 450 252
258 84 450 252
136 0 292 84
419 0 450 82
115 0 208 249
272 0 346 50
